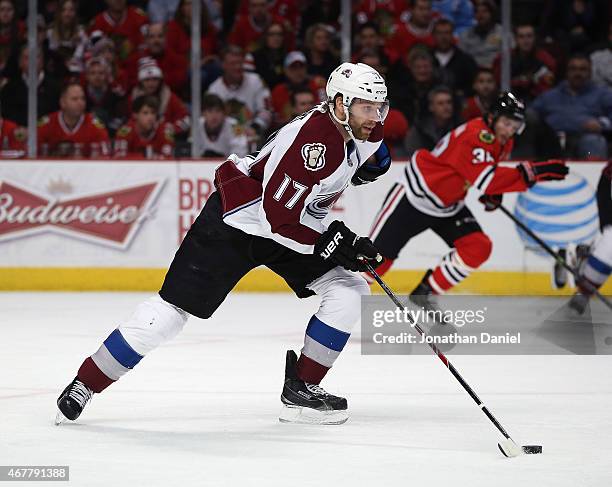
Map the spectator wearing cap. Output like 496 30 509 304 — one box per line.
461 67 497 120
0 0 25 75
0 45 61 126
114 95 175 159
208 46 272 145
432 18 478 99
531 53 612 159
0 100 26 157
83 57 125 136
304 23 339 79
590 22 612 89
385 0 438 63
270 51 326 128
458 0 505 68
492 24 556 103
228 0 292 54
198 92 249 157
125 23 188 94
403 85 459 156
128 58 190 136
388 46 441 124
431 0 474 35
252 22 288 90
46 0 88 74
89 0 149 65
38 82 111 158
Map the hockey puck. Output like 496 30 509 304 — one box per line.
522 445 543 454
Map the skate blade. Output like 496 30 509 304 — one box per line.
54 410 68 426
279 404 348 425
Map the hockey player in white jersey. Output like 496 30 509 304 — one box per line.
568 161 612 314
56 62 392 425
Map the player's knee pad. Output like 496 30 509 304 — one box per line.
454 231 492 269
118 295 189 356
310 268 370 333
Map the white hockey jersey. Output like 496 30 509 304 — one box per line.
207 72 272 131
198 116 249 157
214 105 384 254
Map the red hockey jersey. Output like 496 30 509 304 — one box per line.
214 105 383 254
89 7 149 62
38 112 111 158
113 120 174 159
0 118 26 153
402 117 526 217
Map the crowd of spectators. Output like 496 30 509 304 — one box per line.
0 0 610 160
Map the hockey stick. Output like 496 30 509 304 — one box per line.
498 204 612 312
364 261 541 457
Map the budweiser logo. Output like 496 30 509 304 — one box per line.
0 179 165 249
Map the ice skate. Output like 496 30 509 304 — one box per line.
568 292 590 316
279 350 348 425
409 270 451 325
55 377 93 425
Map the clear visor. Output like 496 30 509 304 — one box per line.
348 98 390 123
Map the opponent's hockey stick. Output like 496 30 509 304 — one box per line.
364 261 542 458
498 204 612 312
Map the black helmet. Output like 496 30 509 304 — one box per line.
488 92 525 123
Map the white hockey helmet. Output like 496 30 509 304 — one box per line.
326 62 388 107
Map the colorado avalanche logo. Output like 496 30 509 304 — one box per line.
341 68 352 78
301 143 326 172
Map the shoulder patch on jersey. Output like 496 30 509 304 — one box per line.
117 125 132 137
232 124 245 136
92 117 105 129
301 143 326 171
163 124 175 141
13 127 27 141
478 130 495 144
37 116 49 127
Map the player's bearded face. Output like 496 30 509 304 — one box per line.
494 116 523 145
348 98 389 140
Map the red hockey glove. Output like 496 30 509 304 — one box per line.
479 194 503 212
518 160 568 187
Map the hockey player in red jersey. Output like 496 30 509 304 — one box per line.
38 83 111 158
369 92 568 318
113 95 175 159
57 62 393 425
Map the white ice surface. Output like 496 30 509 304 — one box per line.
1 292 611 487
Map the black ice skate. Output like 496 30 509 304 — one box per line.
280 350 348 425
409 269 451 325
568 292 590 316
55 377 93 425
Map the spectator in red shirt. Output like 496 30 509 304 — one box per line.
385 0 437 63
492 24 556 103
89 0 149 64
461 67 497 120
114 95 175 159
228 0 291 53
0 101 26 157
125 23 188 94
0 0 24 74
304 23 339 79
82 56 125 136
166 0 219 61
270 51 326 128
128 58 190 136
38 82 111 158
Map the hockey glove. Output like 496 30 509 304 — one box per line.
351 141 392 186
479 194 503 212
315 220 383 272
518 160 568 187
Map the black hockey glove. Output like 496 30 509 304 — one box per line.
518 160 568 187
479 194 503 212
314 220 383 272
351 141 392 186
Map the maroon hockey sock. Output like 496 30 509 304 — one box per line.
296 354 330 385
77 357 114 393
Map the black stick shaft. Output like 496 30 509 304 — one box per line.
499 204 612 311
364 261 514 441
